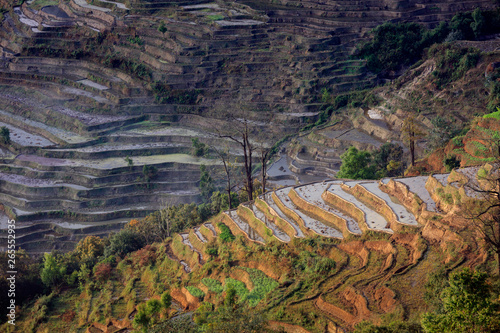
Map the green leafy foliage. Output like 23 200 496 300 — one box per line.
210 191 240 213
358 8 500 75
293 251 336 275
40 253 67 288
161 291 172 309
133 303 151 332
158 22 167 34
359 22 427 73
202 278 224 293
192 138 208 157
483 107 500 120
428 116 461 151
421 268 500 333
194 295 265 333
103 229 145 258
224 278 249 301
372 143 404 178
444 155 461 172
218 222 235 243
186 286 205 299
199 164 214 202
0 126 10 145
238 267 279 307
142 164 158 183
337 147 377 180
428 44 480 89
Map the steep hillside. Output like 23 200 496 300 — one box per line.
0 0 499 251
3 165 499 332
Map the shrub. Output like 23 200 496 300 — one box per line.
224 278 248 300
158 22 167 34
104 229 145 258
161 291 172 309
218 222 235 243
75 236 106 265
359 22 426 73
238 267 279 307
337 147 377 180
93 263 112 282
421 269 500 333
444 155 460 171
186 286 205 299
428 44 480 88
0 126 10 145
40 253 66 288
202 278 223 293
192 138 208 157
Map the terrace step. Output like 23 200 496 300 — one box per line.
327 182 393 233
294 181 361 235
274 187 343 238
225 210 266 244
353 182 418 227
261 192 305 238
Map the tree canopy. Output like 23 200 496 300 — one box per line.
337 147 377 180
421 268 500 333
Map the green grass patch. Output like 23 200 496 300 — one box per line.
238 267 279 307
218 222 235 242
29 0 59 10
483 109 500 120
206 14 224 21
224 278 249 301
201 278 223 293
186 286 205 298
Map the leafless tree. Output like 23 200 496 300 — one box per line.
401 114 425 166
159 200 173 239
210 144 240 209
215 117 256 201
256 142 271 195
463 164 500 276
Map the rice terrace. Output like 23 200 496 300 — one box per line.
0 0 500 332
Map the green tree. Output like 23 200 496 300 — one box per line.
428 116 460 151
471 8 486 39
0 126 10 145
199 164 215 202
133 303 151 332
103 229 145 258
125 156 134 171
142 164 158 184
337 147 377 180
40 253 67 288
146 299 162 324
421 268 500 333
161 291 172 309
191 138 208 157
158 22 167 34
372 142 404 177
449 12 474 40
359 22 425 73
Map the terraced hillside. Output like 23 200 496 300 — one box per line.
8 165 497 332
0 0 497 251
155 167 494 331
